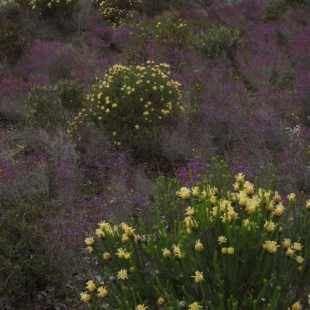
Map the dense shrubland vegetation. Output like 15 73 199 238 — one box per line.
0 0 310 309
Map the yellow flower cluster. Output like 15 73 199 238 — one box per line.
70 62 182 145
98 0 141 26
30 0 73 10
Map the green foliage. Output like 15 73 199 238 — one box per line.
190 25 243 59
124 18 190 64
0 2 33 66
0 203 55 301
29 0 78 21
263 0 289 21
98 0 142 27
81 160 310 309
26 80 86 131
69 62 182 153
136 0 170 17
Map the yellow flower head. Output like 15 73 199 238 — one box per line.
263 240 278 253
273 191 281 202
189 302 202 310
273 203 284 216
136 305 148 310
295 256 304 264
117 269 128 280
192 270 204 283
264 220 276 232
116 248 126 259
282 238 291 249
293 242 302 251
86 280 96 292
287 193 296 202
97 286 108 298
222 247 228 254
80 291 91 303
162 248 171 258
235 173 245 183
103 251 111 260
218 236 227 244
87 246 94 253
285 248 295 257
192 186 199 196
185 206 195 216
179 187 191 199
195 239 204 252
291 301 302 310
227 247 235 255
157 297 165 305
306 199 310 209
173 245 182 258
85 237 95 246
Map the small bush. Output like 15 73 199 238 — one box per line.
81 160 310 309
0 2 33 66
263 0 289 21
26 79 86 131
29 0 78 21
0 203 55 304
70 62 182 154
98 0 142 27
190 25 242 59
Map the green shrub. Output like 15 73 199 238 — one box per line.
263 0 289 21
124 18 190 65
0 203 55 303
98 0 142 27
29 0 78 21
26 80 86 131
81 160 310 309
69 62 183 153
190 25 243 60
0 2 33 66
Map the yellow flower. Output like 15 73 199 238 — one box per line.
291 301 302 310
293 242 302 251
86 280 96 292
112 103 118 108
185 206 195 215
85 237 95 245
263 240 278 253
136 305 148 310
135 234 141 243
195 239 203 252
273 203 284 216
295 256 304 264
264 220 276 232
117 269 128 280
306 199 310 209
235 173 245 183
189 302 202 310
273 191 281 202
103 252 111 260
125 252 131 260
87 246 94 253
96 228 105 238
227 247 235 255
97 286 108 297
157 297 165 305
116 248 126 259
285 248 295 257
173 245 182 258
287 193 296 202
192 271 204 283
179 187 191 199
222 247 228 254
192 186 199 196
80 291 91 303
135 124 139 129
122 233 129 243
218 236 227 244
282 238 291 249
125 227 135 237
162 248 171 258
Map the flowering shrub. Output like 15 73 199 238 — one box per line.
26 79 85 131
70 62 182 152
98 0 141 27
0 2 33 66
81 160 310 308
29 0 78 20
190 25 243 59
